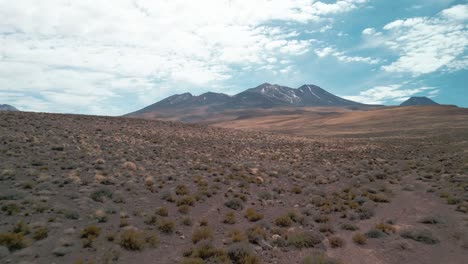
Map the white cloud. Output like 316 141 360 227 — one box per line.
315 47 380 64
0 0 368 114
362 27 382 36
381 4 468 75
441 4 468 21
342 85 439 105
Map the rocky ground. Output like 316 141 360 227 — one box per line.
0 111 467 264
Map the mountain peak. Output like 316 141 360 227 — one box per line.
0 104 19 112
400 96 439 106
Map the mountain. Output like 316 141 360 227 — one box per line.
127 83 364 120
400 97 439 107
0 104 19 112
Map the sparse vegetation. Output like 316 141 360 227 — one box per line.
352 233 367 245
400 229 439 244
119 229 146 250
244 208 264 222
192 227 213 244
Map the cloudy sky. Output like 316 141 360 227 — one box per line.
1 0 467 115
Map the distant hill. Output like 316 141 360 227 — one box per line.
126 83 365 121
400 97 439 106
0 104 19 112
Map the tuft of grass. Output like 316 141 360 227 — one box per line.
400 229 439 244
375 223 396 234
352 233 367 245
223 212 236 224
420 216 443 225
245 225 266 244
178 205 190 215
81 225 101 239
224 198 244 211
328 236 345 248
192 227 214 244
244 208 264 222
158 220 176 234
229 229 247 243
156 207 169 217
275 215 293 227
33 227 48 241
90 188 112 202
181 217 193 226
0 232 28 251
287 231 323 249
119 229 146 251
340 223 358 231
177 196 196 207
175 185 190 195
12 220 30 235
365 229 386 239
227 243 261 264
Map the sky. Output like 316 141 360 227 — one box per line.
0 0 467 115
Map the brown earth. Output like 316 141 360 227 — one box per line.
0 109 467 264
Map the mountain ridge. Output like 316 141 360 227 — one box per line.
128 83 365 117
400 96 439 106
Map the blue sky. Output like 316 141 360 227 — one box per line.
0 0 467 115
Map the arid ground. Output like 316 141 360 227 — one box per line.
1 109 467 264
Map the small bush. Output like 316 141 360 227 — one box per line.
227 243 260 264
352 233 367 245
0 232 27 251
368 194 390 203
400 229 439 244
81 225 101 239
33 227 48 240
245 225 266 244
187 241 230 262
244 208 264 222
287 231 323 249
177 196 195 207
146 233 159 248
420 216 443 225
375 223 396 234
356 206 374 220
229 229 247 243
181 217 193 226
291 186 302 194
156 207 169 217
365 229 386 239
341 223 358 231
329 236 344 248
158 220 175 234
176 185 190 195
225 198 244 210
223 212 236 224
12 220 30 234
1 203 21 215
178 205 190 214
90 189 112 202
314 215 330 224
275 215 293 227
192 227 213 244
119 229 146 250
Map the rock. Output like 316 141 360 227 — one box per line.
271 234 282 241
0 246 10 258
122 161 137 171
53 246 72 256
63 228 76 235
255 176 264 184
